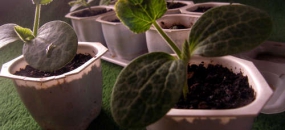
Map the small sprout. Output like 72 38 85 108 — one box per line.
68 0 94 12
14 26 35 42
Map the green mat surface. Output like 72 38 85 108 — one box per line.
1 0 285 130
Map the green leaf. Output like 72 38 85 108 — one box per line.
115 0 167 33
87 0 94 4
14 26 35 42
69 0 92 12
189 5 272 57
111 52 186 128
69 2 82 12
0 24 21 48
22 21 78 72
32 0 53 5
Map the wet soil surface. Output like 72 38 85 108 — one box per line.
175 63 255 109
109 19 121 22
14 54 92 78
167 2 187 9
192 6 212 12
160 21 191 29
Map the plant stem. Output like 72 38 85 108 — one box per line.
182 82 189 100
33 4 41 37
153 21 182 58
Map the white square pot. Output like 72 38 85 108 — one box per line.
180 2 239 16
0 42 107 130
146 14 200 53
97 13 148 60
235 41 285 114
65 6 114 47
166 0 194 14
147 56 273 130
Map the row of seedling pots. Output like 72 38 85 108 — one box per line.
0 1 276 130
65 1 238 61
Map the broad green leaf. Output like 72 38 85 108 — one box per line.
14 26 35 42
23 21 78 72
189 5 272 57
111 52 186 128
115 0 167 33
0 24 21 48
68 1 81 6
32 0 53 5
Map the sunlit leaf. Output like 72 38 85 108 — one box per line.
14 26 35 42
115 0 167 33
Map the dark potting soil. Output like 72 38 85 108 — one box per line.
174 63 255 109
167 2 187 9
71 8 113 17
14 54 92 78
192 6 212 13
109 19 121 22
255 52 285 63
160 21 190 29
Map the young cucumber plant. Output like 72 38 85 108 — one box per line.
0 0 78 72
68 0 114 12
68 0 94 12
111 0 272 128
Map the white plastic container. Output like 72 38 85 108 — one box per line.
97 13 148 60
147 56 273 130
0 42 107 130
235 41 285 114
65 6 114 47
180 2 239 16
146 14 200 53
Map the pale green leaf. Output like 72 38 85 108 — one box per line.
115 0 167 33
23 21 78 72
32 0 53 5
111 52 186 128
14 26 35 42
69 0 92 12
189 5 272 56
0 24 21 48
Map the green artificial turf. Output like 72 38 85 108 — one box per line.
0 0 285 130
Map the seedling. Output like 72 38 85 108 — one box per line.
68 0 114 12
111 0 272 128
68 0 94 12
0 0 78 72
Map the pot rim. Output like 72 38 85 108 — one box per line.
167 1 194 11
96 12 122 26
65 5 114 20
166 55 273 117
149 14 200 32
180 2 240 15
0 42 107 82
